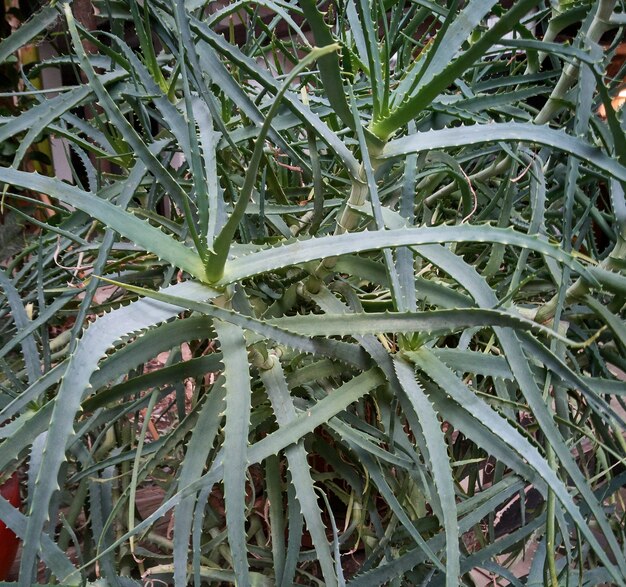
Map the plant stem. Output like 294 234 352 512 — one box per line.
424 156 511 204
535 0 616 125
57 478 89 553
317 168 368 274
426 0 617 206
319 135 386 275
536 237 626 323
545 446 559 587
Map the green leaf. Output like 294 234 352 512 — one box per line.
63 3 206 256
0 268 40 385
220 224 592 284
416 244 626 581
93 277 372 369
188 15 361 179
413 348 625 585
393 357 460 587
371 0 541 138
349 473 526 585
350 0 385 120
173 379 226 586
205 43 343 282
215 320 252 585
0 4 59 64
268 307 587 346
76 369 385 569
299 0 353 130
261 357 338 586
0 493 80 584
381 122 626 184
392 0 499 108
17 281 219 585
0 167 207 280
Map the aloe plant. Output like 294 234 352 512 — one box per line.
1 0 626 585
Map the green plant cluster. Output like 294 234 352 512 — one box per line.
1 0 626 585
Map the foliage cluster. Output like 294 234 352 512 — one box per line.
1 0 626 585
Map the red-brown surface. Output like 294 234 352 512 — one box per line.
0 473 20 580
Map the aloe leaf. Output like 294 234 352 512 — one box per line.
63 4 206 257
9 73 125 169
451 515 545 585
160 0 237 155
0 86 89 153
17 281 218 584
261 357 338 586
433 86 550 121
214 320 252 585
0 494 79 584
341 430 446 575
433 348 513 380
0 268 40 385
392 0 499 108
205 43 342 282
333 250 472 309
352 0 385 119
220 225 591 284
127 0 165 89
84 353 222 411
381 122 626 184
299 0 353 130
268 307 585 346
127 389 159 555
186 14 360 179
308 285 458 574
173 378 226 586
1 363 64 420
423 151 474 218
89 315 215 398
585 265 626 294
329 417 412 469
416 244 626 581
348 88 403 309
265 454 285 583
0 404 54 475
395 122 418 312
0 167 206 280
371 0 541 139
229 365 383 469
413 348 625 585
50 117 115 156
69 161 150 346
1 202 89 245
393 357 459 586
349 472 527 585
102 35 192 162
194 43 309 175
93 278 371 369
82 368 385 572
87 467 120 586
433 344 626 403
203 0 305 37
345 0 368 74
608 175 626 241
191 97 222 249
509 152 546 290
285 359 346 388
585 295 626 352
171 0 211 249
0 4 59 64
